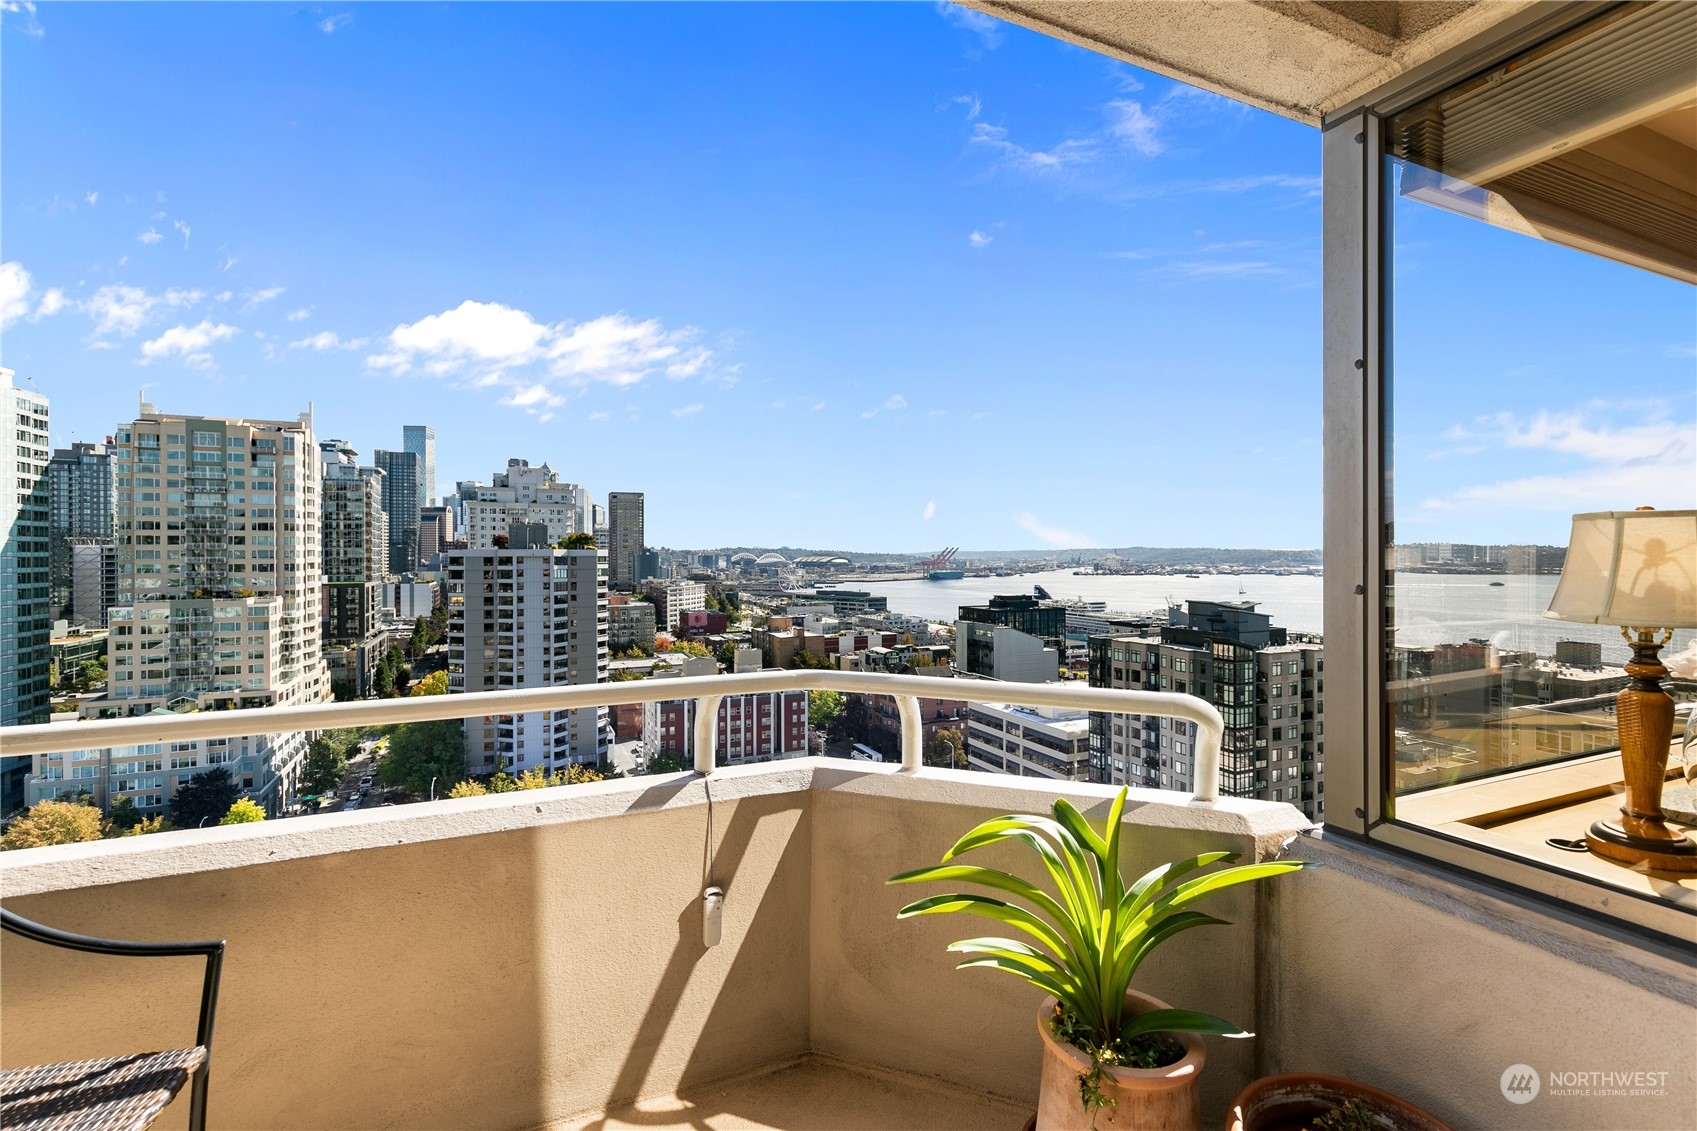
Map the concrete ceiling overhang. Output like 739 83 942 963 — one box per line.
966 0 1551 124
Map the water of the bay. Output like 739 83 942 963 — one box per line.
859 568 1692 666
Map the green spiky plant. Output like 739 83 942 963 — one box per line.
888 788 1313 1121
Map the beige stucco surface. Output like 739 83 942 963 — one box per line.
970 0 1544 124
3 761 1689 1130
1267 834 1697 1130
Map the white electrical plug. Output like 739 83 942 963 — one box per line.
703 886 724 947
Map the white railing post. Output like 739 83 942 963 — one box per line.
693 694 722 775
896 695 923 771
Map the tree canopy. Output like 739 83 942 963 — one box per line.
220 798 267 824
378 719 466 794
409 670 449 697
924 728 966 769
302 735 351 794
808 689 845 737
168 767 241 829
2 800 105 849
557 532 597 549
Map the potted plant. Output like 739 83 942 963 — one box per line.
1227 1073 1453 1131
889 787 1313 1131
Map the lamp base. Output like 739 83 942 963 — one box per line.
1586 817 1697 874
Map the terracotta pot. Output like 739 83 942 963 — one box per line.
1225 1073 1454 1131
1035 991 1206 1131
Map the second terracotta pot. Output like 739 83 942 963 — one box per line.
1035 990 1206 1131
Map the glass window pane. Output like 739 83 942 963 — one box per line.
1383 4 1697 900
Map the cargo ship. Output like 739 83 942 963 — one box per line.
927 569 965 580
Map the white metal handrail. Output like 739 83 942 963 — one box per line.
0 671 1224 802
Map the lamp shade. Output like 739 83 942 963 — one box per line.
1545 510 1697 628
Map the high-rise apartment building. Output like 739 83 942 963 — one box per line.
319 440 389 697
418 505 454 562
1 369 51 814
374 448 423 574
643 691 809 765
75 405 331 815
445 538 608 776
457 460 587 549
608 491 644 590
68 539 117 629
1088 600 1324 822
402 425 436 508
48 441 113 626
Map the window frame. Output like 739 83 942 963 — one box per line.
1321 0 1695 946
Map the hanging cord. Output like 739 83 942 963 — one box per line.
701 772 717 888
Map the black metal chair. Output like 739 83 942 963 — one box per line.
0 908 224 1131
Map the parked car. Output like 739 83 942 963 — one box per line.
359 775 374 788
343 799 360 812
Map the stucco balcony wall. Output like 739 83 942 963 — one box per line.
3 759 1692 1130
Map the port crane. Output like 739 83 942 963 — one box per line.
917 547 958 571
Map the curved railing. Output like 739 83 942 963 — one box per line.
0 671 1224 802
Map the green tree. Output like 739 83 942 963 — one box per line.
609 667 644 682
107 796 144 832
78 658 106 689
924 728 966 769
168 768 240 829
330 679 358 702
661 638 712 659
122 815 172 836
808 689 845 738
2 799 105 849
643 751 687 775
714 641 738 670
557 532 597 549
48 658 60 689
219 798 267 824
302 735 349 795
447 779 487 798
378 719 465 794
409 670 449 697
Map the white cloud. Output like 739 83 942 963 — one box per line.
1 1 43 37
671 402 704 418
215 291 233 303
936 2 1003 51
0 262 33 328
971 122 1097 174
173 220 191 249
588 411 610 422
1105 99 1163 156
954 93 981 120
34 287 67 319
922 500 938 520
288 330 366 351
137 228 163 245
1016 511 1099 549
968 230 993 248
368 298 713 420
84 284 202 336
1417 406 1696 517
319 12 352 33
139 320 239 368
811 401 827 411
151 209 166 220
84 190 98 206
221 255 238 273
242 286 285 310
861 394 909 420
285 307 312 322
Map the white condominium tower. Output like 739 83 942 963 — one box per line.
50 405 332 816
458 459 589 549
1 370 51 817
446 531 609 777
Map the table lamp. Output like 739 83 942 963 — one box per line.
1546 507 1697 872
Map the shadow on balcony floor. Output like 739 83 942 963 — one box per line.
560 1055 1032 1131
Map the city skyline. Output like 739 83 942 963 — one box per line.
2 3 1691 552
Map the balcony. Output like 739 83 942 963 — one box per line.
2 672 1690 1131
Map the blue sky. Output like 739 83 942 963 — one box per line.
2 3 1688 551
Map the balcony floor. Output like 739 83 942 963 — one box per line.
558 1056 1033 1131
